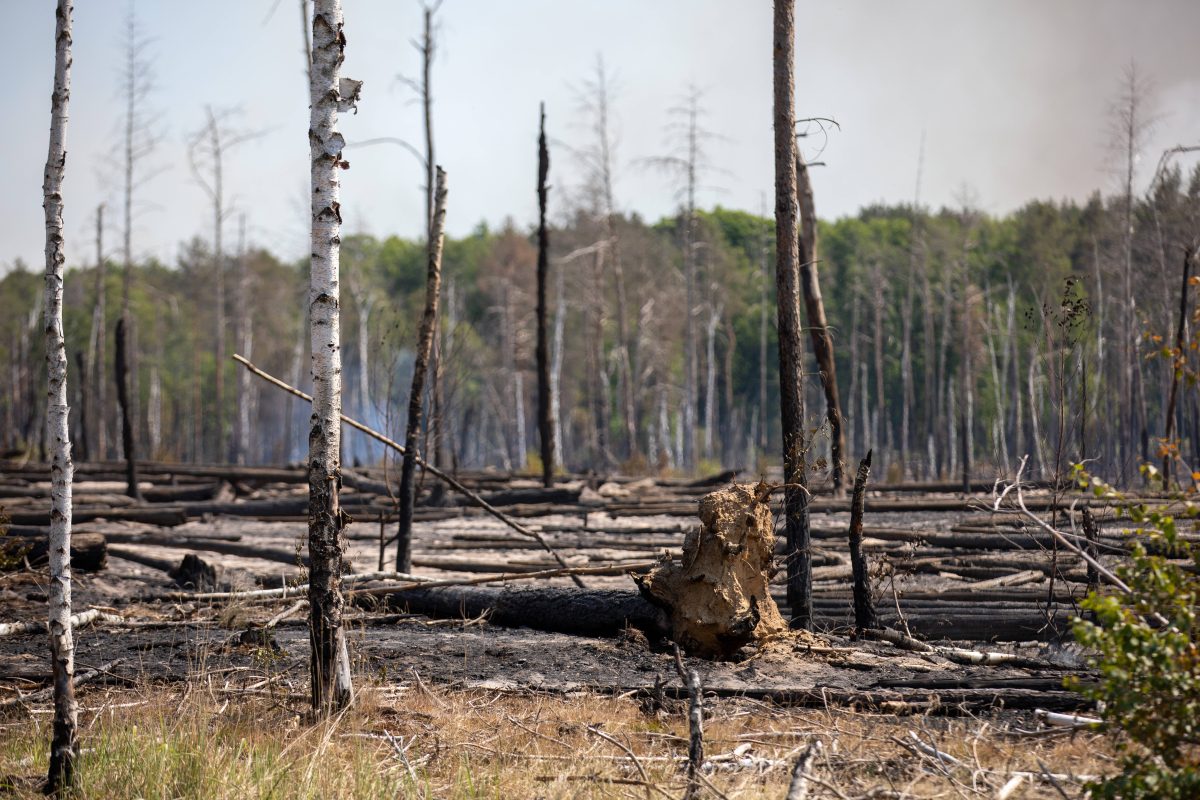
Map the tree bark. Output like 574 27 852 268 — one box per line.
795 153 846 494
41 1 78 790
773 0 813 629
115 319 140 501
395 169 448 573
535 104 555 488
847 452 876 632
307 0 358 715
1162 247 1194 489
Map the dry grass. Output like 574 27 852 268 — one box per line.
0 676 1117 799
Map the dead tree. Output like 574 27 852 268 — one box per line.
188 107 258 461
234 214 252 464
395 169 448 573
307 0 360 714
536 104 555 487
116 9 158 494
773 0 813 628
578 56 637 461
1162 247 1194 489
42 2 78 790
87 204 106 460
796 151 846 493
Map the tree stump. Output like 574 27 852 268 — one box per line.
636 482 788 658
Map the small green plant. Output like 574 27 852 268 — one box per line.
1070 467 1200 798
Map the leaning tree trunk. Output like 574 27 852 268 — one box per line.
307 0 359 715
796 152 846 495
42 1 78 791
535 104 555 488
394 168 448 573
773 0 813 629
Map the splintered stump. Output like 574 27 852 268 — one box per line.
637 483 788 658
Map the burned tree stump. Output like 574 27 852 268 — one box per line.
636 483 788 658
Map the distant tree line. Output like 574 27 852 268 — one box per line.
4 161 1199 486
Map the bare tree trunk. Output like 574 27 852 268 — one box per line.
235 214 251 465
920 253 937 478
395 169 448 573
722 315 736 464
703 301 721 461
307 0 358 714
115 317 141 499
588 248 612 469
758 216 770 458
147 310 162 457
42 3 78 789
773 0 812 629
871 263 888 469
551 265 565 469
796 153 846 494
210 115 226 461
1162 248 1194 489
536 104 555 487
89 204 106 460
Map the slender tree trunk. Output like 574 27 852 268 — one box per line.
206 112 227 461
588 248 612 469
551 265 566 469
234 214 253 465
535 104 555 487
703 302 721 461
871 264 888 468
722 315 736 464
773 0 812 629
1162 248 1194 489
899 270 915 479
920 253 937 478
115 318 140 499
307 0 357 714
795 153 846 494
758 218 770 458
90 204 106 460
147 310 162 457
42 3 78 790
395 168 448 573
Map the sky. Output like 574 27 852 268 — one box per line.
3 0 1200 274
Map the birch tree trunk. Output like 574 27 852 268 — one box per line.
535 104 555 487
773 0 813 629
42 1 78 789
395 168 448 573
307 0 359 714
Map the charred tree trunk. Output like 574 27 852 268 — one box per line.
42 2 78 789
848 452 876 633
773 0 812 629
115 319 140 501
395 169 448 573
535 105 555 488
307 0 358 715
796 153 846 494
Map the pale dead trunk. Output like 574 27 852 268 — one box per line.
90 204 106 459
235 214 252 465
307 0 358 714
42 1 78 790
551 264 565 469
702 301 721 461
395 168 448 573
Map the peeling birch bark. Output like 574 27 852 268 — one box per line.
41 0 78 791
307 0 357 715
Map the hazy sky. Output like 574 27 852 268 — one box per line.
3 1 1199 273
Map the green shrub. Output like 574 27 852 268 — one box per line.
1070 470 1200 798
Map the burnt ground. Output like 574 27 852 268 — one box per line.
0 462 1124 716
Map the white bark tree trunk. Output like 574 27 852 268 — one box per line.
307 0 358 715
42 0 77 791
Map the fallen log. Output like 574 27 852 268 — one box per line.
1 531 106 571
5 506 185 527
477 486 583 507
386 584 669 638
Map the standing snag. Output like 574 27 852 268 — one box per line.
41 0 78 791
535 103 555 488
307 0 358 715
772 0 814 629
394 167 449 574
